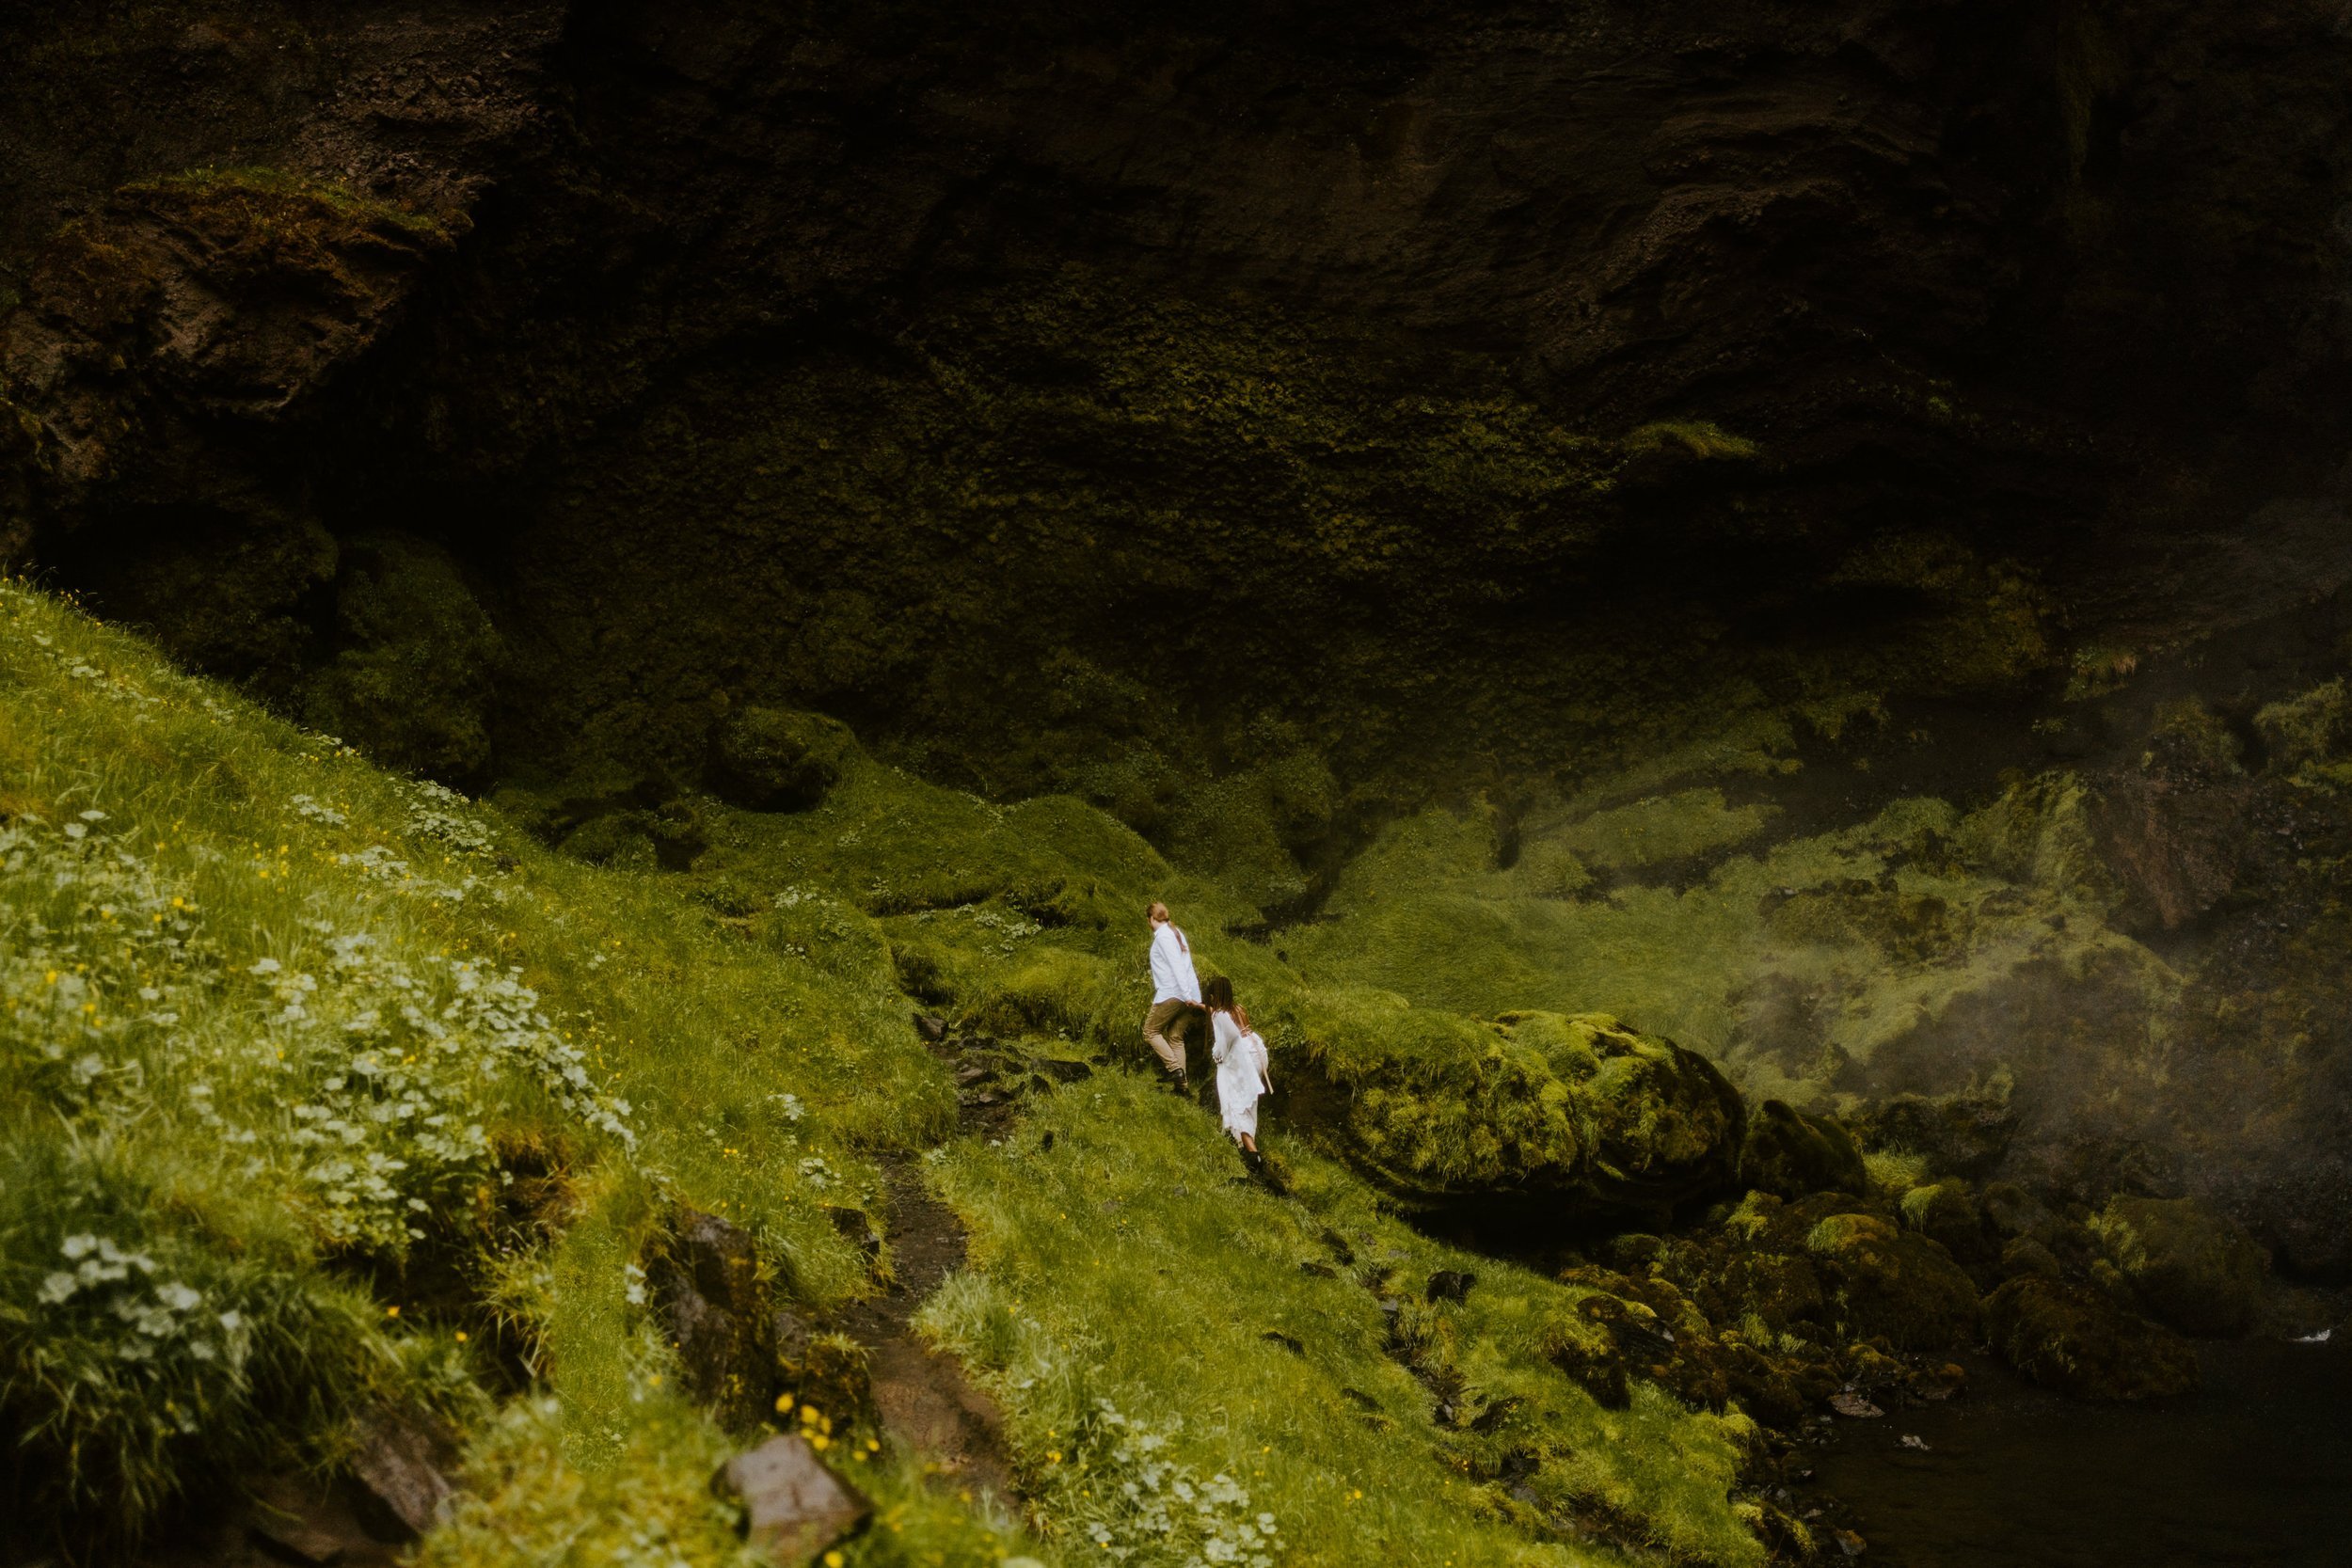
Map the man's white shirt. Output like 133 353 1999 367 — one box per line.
1150 923 1202 1005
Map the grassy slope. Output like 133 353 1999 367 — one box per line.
0 581 1764 1565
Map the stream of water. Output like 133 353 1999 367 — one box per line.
1809 1337 2352 1566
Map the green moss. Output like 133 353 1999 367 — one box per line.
1983 1275 2199 1401
1738 1101 1866 1200
926 1074 1767 1567
1800 1213 1979 1352
2255 679 2349 776
300 531 504 781
1274 1002 1743 1212
2090 1196 2268 1338
1540 788 1775 875
1622 421 1762 461
2145 697 2243 776
707 705 853 813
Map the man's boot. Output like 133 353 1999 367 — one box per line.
1168 1067 1189 1096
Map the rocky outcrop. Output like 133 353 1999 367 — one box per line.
711 1434 871 1567
644 1205 874 1436
1983 1275 2200 1401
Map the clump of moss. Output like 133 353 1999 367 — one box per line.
1899 1180 1995 1274
1622 421 1763 461
134 164 453 246
2255 678 2350 777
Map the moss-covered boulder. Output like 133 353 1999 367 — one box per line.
1984 1275 2201 1400
1803 1212 1980 1352
1279 1005 1743 1219
1541 1014 1747 1211
2091 1196 2268 1338
1739 1100 1867 1199
1900 1180 1995 1277
708 705 855 812
1997 1235 2065 1281
301 531 504 781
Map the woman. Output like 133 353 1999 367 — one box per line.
1202 976 1272 1168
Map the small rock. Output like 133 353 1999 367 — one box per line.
1828 1392 1883 1418
913 1013 946 1043
1899 1433 1930 1450
349 1413 454 1538
713 1434 872 1564
1834 1527 1868 1556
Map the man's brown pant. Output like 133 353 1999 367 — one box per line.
1143 997 1199 1076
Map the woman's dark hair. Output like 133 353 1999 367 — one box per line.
1202 975 1235 1012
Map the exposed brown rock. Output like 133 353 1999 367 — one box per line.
711 1435 871 1567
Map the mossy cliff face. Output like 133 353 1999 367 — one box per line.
6 1 2352 829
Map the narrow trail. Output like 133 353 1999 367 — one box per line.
834 1023 1023 1502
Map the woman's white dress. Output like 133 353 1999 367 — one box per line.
1211 1009 1271 1139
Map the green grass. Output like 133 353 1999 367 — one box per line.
922 1076 1764 1568
0 582 981 1559
0 578 1785 1565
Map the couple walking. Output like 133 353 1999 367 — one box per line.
1141 901 1272 1165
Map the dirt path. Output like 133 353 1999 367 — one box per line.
841 1154 1015 1502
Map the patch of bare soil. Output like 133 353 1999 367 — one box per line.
841 1154 1015 1503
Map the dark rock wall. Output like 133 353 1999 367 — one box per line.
6 0 2352 809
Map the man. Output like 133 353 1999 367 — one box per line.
1143 900 1204 1093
